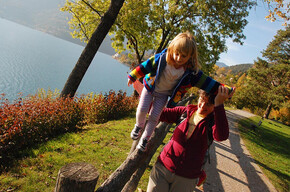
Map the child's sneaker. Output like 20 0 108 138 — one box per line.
197 170 207 187
130 125 142 140
137 138 148 152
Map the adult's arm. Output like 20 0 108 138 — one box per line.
212 104 229 141
159 106 187 124
212 86 235 141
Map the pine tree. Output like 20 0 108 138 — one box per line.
232 26 290 118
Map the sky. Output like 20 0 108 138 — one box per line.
218 2 288 66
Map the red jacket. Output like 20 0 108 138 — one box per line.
157 104 229 179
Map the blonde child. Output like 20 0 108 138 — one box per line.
128 32 233 151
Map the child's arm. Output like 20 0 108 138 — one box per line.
128 79 133 86
128 50 165 82
190 70 234 95
128 56 155 82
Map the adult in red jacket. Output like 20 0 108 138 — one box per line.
147 86 235 192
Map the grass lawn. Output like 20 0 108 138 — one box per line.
0 115 171 192
238 116 290 192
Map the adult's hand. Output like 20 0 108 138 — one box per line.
214 86 235 106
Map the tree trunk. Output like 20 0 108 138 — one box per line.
95 145 148 192
155 30 170 54
95 94 195 192
95 122 171 192
263 102 272 119
121 94 195 192
55 162 99 192
60 0 125 98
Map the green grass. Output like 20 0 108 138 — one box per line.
238 116 290 192
0 115 170 192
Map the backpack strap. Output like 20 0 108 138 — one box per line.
176 110 187 126
206 117 214 146
204 117 214 164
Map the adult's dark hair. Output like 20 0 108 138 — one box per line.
198 90 215 105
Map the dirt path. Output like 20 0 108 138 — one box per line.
194 109 277 192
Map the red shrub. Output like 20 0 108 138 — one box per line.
0 90 138 169
0 95 83 161
79 90 138 124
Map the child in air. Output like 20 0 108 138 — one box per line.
128 32 233 151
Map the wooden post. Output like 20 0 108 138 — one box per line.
55 162 99 192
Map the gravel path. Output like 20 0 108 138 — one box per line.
194 109 277 192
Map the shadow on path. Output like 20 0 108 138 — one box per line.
194 110 276 192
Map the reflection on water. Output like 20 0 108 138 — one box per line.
0 18 133 101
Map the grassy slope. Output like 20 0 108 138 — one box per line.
238 116 290 192
0 116 171 192
1 114 289 192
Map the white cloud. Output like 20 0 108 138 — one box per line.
219 54 239 66
225 40 241 51
249 22 280 33
243 42 259 49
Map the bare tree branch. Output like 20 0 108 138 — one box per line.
81 0 103 17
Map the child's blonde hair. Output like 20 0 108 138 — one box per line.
166 32 201 72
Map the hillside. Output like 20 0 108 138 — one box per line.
226 63 253 74
216 62 228 68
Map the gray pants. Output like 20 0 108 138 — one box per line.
147 162 198 192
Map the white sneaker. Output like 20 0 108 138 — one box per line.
137 138 148 152
130 125 142 140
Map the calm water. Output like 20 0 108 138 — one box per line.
0 18 133 101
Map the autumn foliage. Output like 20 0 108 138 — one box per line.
0 91 138 170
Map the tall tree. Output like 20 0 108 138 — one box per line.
62 0 256 73
262 25 290 65
260 25 290 118
60 0 125 98
232 26 290 118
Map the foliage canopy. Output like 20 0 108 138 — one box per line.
61 0 256 73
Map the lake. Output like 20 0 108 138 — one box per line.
0 18 133 102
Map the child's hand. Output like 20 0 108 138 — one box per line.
214 86 235 106
128 79 133 86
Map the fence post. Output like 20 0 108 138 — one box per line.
55 162 99 192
